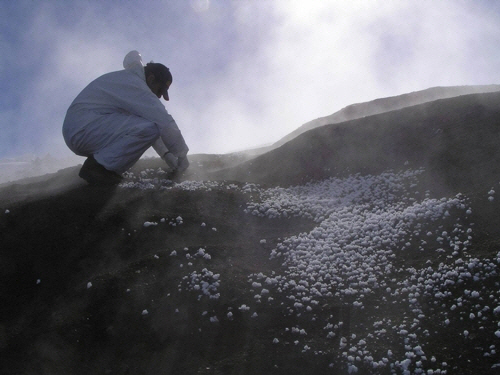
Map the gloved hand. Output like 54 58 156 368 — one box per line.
163 152 179 170
177 156 190 172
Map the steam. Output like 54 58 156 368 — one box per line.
3 1 500 161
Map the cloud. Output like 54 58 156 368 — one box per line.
190 0 210 13
366 2 500 90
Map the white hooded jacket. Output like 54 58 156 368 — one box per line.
63 51 188 162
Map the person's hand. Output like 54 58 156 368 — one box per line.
177 156 189 172
164 152 178 170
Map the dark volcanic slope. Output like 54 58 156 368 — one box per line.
214 91 500 193
2 89 500 374
0 181 318 374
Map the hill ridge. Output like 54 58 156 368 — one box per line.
247 84 500 155
214 90 500 191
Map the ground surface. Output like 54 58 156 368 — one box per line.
2 92 500 374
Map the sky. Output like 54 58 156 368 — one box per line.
2 0 500 161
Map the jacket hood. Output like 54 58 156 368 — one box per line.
123 50 145 80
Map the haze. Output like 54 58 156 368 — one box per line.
2 0 500 161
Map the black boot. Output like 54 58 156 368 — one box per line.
79 156 123 186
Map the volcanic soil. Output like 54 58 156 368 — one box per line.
1 91 500 374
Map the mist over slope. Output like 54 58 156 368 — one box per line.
215 91 500 192
2 85 497 188
2 88 500 374
0 154 81 185
254 85 500 154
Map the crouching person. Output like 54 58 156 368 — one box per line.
63 50 189 185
